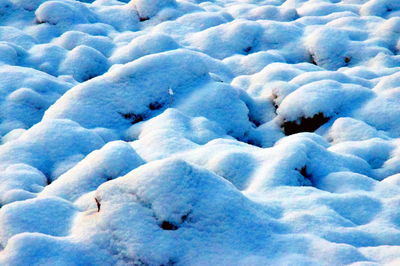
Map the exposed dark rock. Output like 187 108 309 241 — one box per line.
282 112 330 135
120 112 144 124
160 221 178 230
139 16 150 22
94 197 101 212
243 46 252 53
148 102 163 111
297 166 314 186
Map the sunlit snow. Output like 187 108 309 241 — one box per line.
0 0 400 265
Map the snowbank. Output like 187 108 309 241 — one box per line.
0 0 400 264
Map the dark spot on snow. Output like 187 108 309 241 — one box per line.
181 214 189 222
35 18 45 24
119 112 144 124
236 132 263 148
94 197 101 212
0 4 10 15
282 112 330 135
298 166 314 186
245 138 262 148
160 259 177 266
148 101 163 111
271 92 279 110
387 8 392 12
35 18 56 25
44 173 52 185
249 115 261 127
131 258 149 266
344 56 351 64
309 53 317 65
139 16 150 22
81 74 97 82
226 129 234 135
300 166 312 181
160 221 178 230
243 46 252 54
180 211 192 223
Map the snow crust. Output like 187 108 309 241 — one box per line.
1 0 400 265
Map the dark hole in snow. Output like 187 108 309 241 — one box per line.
81 74 97 82
299 167 307 177
132 258 149 266
160 221 178 230
120 112 144 124
344 56 351 64
271 93 279 110
249 116 261 127
282 112 330 135
236 133 263 148
309 53 317 65
139 16 150 22
296 166 314 186
35 18 45 24
148 102 163 110
160 259 177 266
245 138 262 148
181 214 188 222
243 46 252 53
181 212 192 223
387 8 392 12
44 173 52 185
36 18 56 25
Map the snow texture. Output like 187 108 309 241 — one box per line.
0 0 400 265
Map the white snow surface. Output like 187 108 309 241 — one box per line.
0 0 400 265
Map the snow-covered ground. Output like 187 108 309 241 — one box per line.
0 0 400 265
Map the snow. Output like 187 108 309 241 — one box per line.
0 0 400 265
110 32 180 64
40 140 145 202
59 44 109 82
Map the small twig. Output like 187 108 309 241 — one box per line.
168 87 174 106
94 197 101 212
